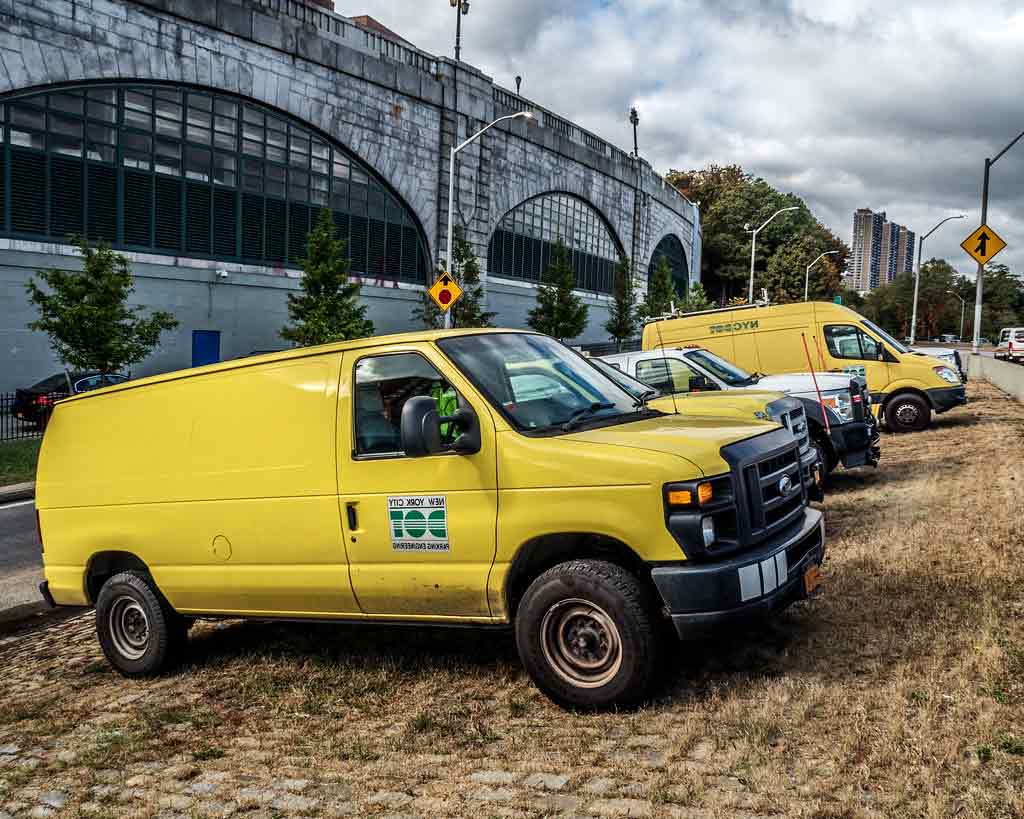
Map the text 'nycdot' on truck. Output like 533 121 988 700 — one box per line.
36 329 826 710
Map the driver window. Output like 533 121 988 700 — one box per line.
353 353 458 457
636 358 700 393
825 325 882 361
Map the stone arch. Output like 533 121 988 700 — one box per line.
487 191 626 294
647 233 691 297
0 79 433 282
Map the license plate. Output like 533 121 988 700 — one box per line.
803 564 823 595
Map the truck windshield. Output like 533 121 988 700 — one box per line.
683 349 757 386
860 318 910 353
438 333 644 434
588 358 661 401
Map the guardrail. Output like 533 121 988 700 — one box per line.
250 0 440 74
1 392 63 442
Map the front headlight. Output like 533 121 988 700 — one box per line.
821 390 854 422
934 366 960 384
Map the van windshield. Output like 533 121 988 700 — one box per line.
683 349 757 386
860 318 910 354
438 333 647 434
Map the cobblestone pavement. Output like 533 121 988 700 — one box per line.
1 383 1022 819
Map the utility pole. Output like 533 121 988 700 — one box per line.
910 215 964 345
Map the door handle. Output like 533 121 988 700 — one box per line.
346 504 358 531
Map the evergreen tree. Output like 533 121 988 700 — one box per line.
281 208 373 346
604 256 638 350
413 228 496 329
638 255 678 321
527 240 589 340
26 236 177 375
679 281 712 313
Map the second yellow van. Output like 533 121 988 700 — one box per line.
642 301 967 433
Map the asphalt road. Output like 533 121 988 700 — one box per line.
0 499 43 611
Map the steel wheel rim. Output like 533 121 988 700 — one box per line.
108 595 150 660
540 598 622 689
895 402 919 425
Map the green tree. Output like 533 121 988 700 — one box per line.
666 164 848 305
604 256 637 350
679 281 712 313
25 236 177 376
527 240 589 340
413 228 495 329
281 208 373 346
638 255 678 321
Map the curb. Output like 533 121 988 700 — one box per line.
0 481 34 504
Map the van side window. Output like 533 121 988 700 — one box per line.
636 358 699 393
353 353 457 457
824 325 882 360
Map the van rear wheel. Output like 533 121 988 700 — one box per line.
515 560 659 710
885 393 930 433
95 572 187 677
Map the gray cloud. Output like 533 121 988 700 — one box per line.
339 0 1024 278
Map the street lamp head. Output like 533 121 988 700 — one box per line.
516 111 535 122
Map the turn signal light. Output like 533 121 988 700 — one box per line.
667 489 693 506
697 482 714 504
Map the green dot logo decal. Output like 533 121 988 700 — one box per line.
386 496 450 552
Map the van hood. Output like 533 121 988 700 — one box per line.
567 414 775 476
750 372 852 393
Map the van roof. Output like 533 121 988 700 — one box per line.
56 327 537 404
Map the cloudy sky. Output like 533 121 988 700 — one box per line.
336 0 1024 279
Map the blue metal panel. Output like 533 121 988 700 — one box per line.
191 330 221 367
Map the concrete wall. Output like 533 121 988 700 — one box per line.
967 355 1024 403
0 0 699 390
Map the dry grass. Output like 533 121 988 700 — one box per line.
1 382 1022 818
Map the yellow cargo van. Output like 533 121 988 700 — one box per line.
642 302 967 433
36 329 825 709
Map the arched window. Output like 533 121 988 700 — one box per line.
488 193 622 294
648 234 689 297
0 83 429 282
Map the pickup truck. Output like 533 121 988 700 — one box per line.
600 347 880 476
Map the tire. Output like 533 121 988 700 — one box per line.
514 559 660 711
884 393 931 433
812 438 837 477
95 571 187 677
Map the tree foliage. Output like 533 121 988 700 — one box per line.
860 259 1024 340
604 256 637 349
281 208 373 346
680 281 712 313
25 236 178 375
666 164 847 305
527 240 589 340
638 255 678 321
413 228 496 329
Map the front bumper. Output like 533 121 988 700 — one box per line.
651 507 825 639
927 385 968 413
829 419 880 469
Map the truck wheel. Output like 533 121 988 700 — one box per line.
884 394 930 433
95 572 187 677
514 560 659 710
812 438 836 476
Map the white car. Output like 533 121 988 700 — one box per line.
600 347 880 475
911 346 965 379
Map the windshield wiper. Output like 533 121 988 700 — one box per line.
632 389 659 408
561 402 616 431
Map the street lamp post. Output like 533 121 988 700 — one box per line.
445 111 534 329
449 0 469 62
805 250 839 302
745 207 799 303
971 127 1024 354
629 107 639 158
910 214 965 345
947 289 968 342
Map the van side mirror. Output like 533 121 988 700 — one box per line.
400 396 481 457
401 396 444 457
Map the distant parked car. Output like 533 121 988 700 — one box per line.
13 371 129 426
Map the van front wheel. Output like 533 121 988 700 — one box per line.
515 560 659 710
885 393 930 433
95 572 187 677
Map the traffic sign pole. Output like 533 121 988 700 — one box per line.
971 158 989 355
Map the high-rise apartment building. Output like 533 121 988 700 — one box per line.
848 208 915 291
